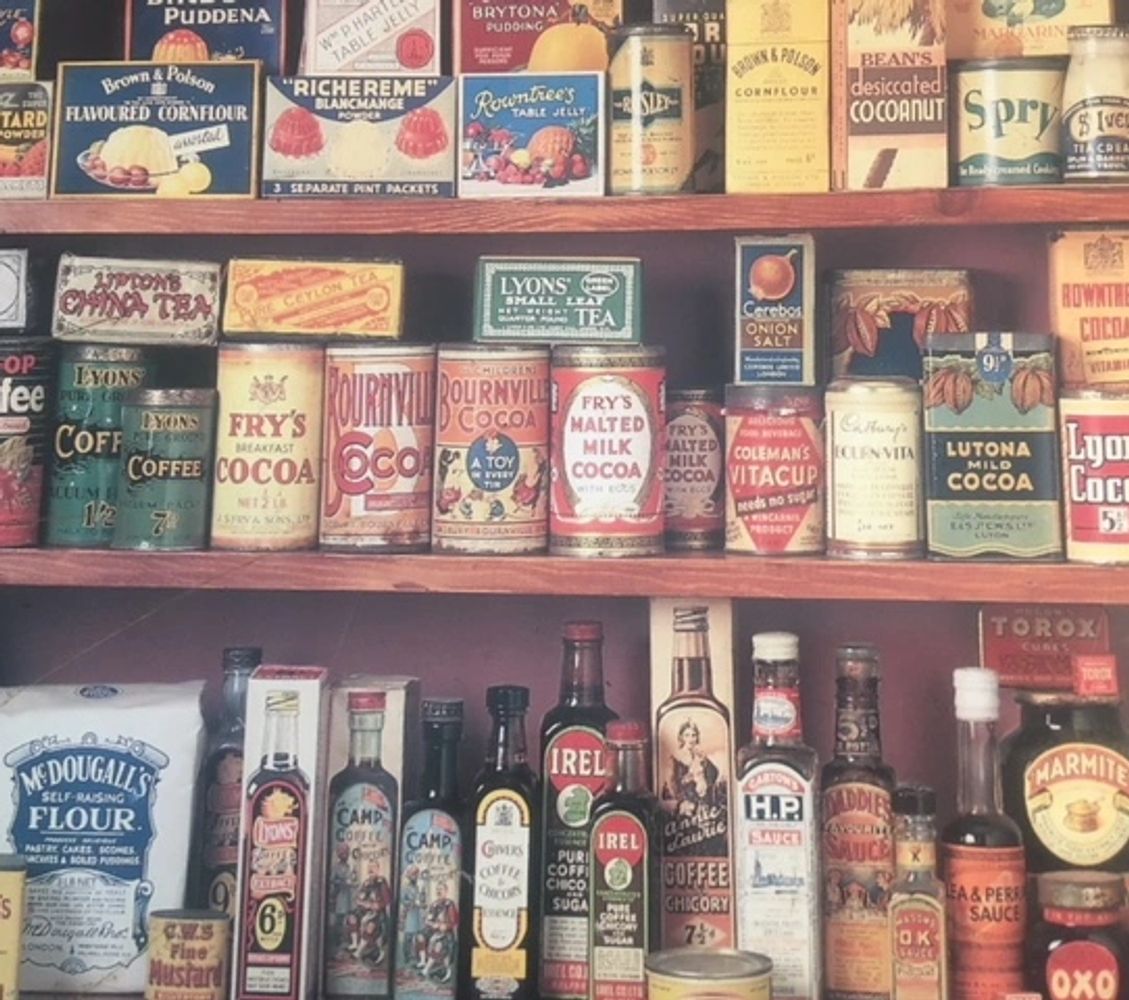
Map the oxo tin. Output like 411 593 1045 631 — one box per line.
665 388 724 551
112 389 216 552
0 336 51 547
550 344 666 557
321 345 435 552
433 344 550 555
724 385 824 555
646 948 773 1000
44 344 155 549
212 342 324 551
146 908 230 1000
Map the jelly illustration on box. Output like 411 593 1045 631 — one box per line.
0 2 36 79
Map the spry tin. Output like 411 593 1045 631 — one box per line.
146 909 230 1000
0 336 51 547
665 388 723 551
0 855 24 1000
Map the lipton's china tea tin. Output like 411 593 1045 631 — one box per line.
665 388 724 551
146 909 230 1000
646 948 772 1000
0 336 51 547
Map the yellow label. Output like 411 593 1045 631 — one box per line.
947 0 1113 59
890 894 947 1000
727 0 829 46
648 969 771 1000
896 839 937 872
0 870 23 1000
471 947 527 979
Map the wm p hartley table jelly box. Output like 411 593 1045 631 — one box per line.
263 75 456 198
0 81 49 199
303 0 440 75
0 2 37 80
458 72 606 198
52 60 261 198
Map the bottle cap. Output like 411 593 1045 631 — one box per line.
1038 871 1125 911
953 667 999 722
836 643 880 680
487 685 529 713
422 698 463 724
606 720 649 745
222 646 262 673
348 691 386 714
752 632 799 662
893 783 936 817
563 620 603 642
265 690 299 714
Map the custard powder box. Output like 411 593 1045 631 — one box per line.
0 80 48 199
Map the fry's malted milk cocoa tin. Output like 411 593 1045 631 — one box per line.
725 385 824 555
433 344 550 555
0 337 52 548
0 855 25 1000
321 345 435 553
665 388 724 551
146 909 230 1000
646 948 773 1000
551 345 666 557
212 342 324 552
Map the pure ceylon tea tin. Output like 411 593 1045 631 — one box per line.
665 388 724 551
0 336 52 547
146 908 230 1000
646 948 773 1000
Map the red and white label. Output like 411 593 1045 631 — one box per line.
1062 408 1129 560
1047 941 1120 1000
979 605 1110 690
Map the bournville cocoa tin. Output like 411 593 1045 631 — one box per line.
0 335 51 547
665 388 724 551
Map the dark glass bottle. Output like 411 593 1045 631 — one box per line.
538 620 618 1000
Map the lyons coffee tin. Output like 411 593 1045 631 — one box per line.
724 384 824 555
646 948 773 1000
665 388 724 551
0 336 52 547
321 345 435 553
433 344 550 555
550 345 666 557
0 855 24 1000
44 344 155 549
112 389 216 552
826 377 924 559
146 909 230 1000
212 342 324 551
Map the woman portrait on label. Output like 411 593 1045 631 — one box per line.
668 718 724 818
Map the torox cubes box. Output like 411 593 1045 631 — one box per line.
303 0 440 75
0 81 49 199
980 605 1111 689
0 2 37 80
948 0 1113 59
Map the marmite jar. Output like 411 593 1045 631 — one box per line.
1002 692 1129 873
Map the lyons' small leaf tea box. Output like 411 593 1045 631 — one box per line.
303 0 441 75
458 72 605 198
262 75 456 198
0 2 36 80
52 60 261 198
0 81 48 199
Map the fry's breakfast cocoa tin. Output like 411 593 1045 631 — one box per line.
725 384 824 555
646 948 773 1000
665 388 724 551
0 336 52 547
550 344 666 557
321 345 435 552
146 908 230 1000
433 344 549 555
211 342 324 552
826 376 924 559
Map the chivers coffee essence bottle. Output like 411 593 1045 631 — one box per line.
463 685 540 1000
941 668 1027 1000
539 620 618 1000
324 692 399 999
735 632 820 1000
588 720 661 1000
395 698 466 1000
822 643 896 1000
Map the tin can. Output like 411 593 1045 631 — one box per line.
212 342 324 552
1060 386 1129 563
433 344 549 555
551 345 666 557
665 388 724 551
0 855 25 1000
112 389 216 552
321 345 435 552
826 377 924 559
146 909 230 1000
0 337 52 547
608 24 695 195
725 385 824 555
44 344 155 549
645 948 772 1000
952 58 1067 187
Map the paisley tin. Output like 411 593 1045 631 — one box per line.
665 388 724 551
0 336 51 547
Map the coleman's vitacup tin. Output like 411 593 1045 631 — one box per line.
0 856 25 1000
665 388 724 551
0 338 52 547
212 342 324 552
146 909 230 1000
646 948 773 1000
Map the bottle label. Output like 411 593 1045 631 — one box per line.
324 782 397 997
891 893 947 1000
734 761 818 1000
1064 97 1129 180
540 725 609 999
822 781 894 996
896 838 937 874
472 789 533 998
752 687 803 742
834 707 882 758
1024 742 1129 866
394 808 463 1000
1046 940 1120 1000
202 748 243 918
655 703 735 950
942 843 1026 1000
590 810 650 1000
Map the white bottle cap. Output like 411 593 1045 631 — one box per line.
953 667 1000 722
752 632 799 662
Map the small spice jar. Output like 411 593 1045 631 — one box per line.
1027 872 1129 1000
1063 26 1129 182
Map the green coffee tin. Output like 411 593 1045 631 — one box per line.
111 388 216 551
44 343 155 548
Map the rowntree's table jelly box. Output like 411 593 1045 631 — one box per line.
0 81 49 199
0 2 36 80
262 75 456 198
126 0 287 75
52 60 260 198
458 72 605 197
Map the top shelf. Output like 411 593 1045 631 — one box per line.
6 186 1129 236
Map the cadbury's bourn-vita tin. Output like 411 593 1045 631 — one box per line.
433 344 550 554
44 344 155 549
112 389 216 552
145 909 231 1000
212 342 324 552
665 388 724 551
321 345 435 552
0 337 52 548
550 345 666 557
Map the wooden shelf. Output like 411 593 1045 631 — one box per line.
4 186 1129 236
0 549 1122 601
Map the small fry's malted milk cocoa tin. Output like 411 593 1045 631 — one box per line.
321 345 435 552
0 855 25 1000
0 337 53 548
146 909 230 1000
212 342 324 552
646 948 773 1000
725 385 824 555
433 344 550 554
826 377 924 559
551 345 666 557
665 388 724 551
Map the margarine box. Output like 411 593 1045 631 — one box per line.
727 0 828 44
0 248 28 328
0 1 38 80
304 0 441 75
223 257 405 338
0 80 49 199
51 60 261 198
126 0 287 74
52 254 222 345
262 75 456 198
949 0 1113 59
474 256 642 344
458 72 606 198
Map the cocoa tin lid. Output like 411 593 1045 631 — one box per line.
551 344 665 367
326 343 436 359
952 57 1069 72
826 375 921 396
125 388 217 408
725 383 822 413
63 343 148 364
151 909 232 923
437 342 548 359
1038 871 1125 911
219 340 325 354
646 947 773 981
669 387 722 405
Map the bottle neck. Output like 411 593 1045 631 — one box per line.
895 816 938 879
487 710 528 771
956 718 1002 816
609 744 650 796
752 660 804 745
421 724 461 801
220 668 251 735
559 639 606 708
671 629 713 696
349 713 384 770
261 710 298 772
833 678 882 759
